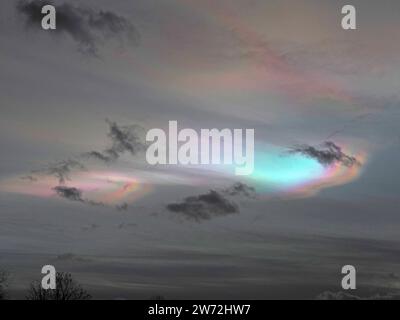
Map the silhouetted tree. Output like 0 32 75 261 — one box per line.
0 270 9 300
26 272 91 300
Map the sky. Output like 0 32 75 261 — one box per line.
1 0 400 299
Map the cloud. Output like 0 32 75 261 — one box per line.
32 159 85 184
316 291 400 300
289 141 360 167
53 185 105 207
16 0 139 56
166 190 239 222
222 182 256 198
85 119 146 163
53 185 84 202
106 119 145 155
85 151 111 163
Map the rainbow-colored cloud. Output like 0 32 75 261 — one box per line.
0 142 365 204
0 171 152 205
248 144 366 197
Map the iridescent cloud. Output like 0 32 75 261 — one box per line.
0 171 152 205
248 144 366 197
0 144 365 203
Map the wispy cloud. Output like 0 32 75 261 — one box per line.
167 190 239 222
289 141 360 167
53 185 104 207
32 159 86 184
16 0 139 56
222 182 256 199
53 185 84 202
85 119 146 163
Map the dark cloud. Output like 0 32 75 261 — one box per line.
33 159 85 184
53 186 84 202
289 141 360 167
316 291 400 300
85 151 111 163
16 0 139 56
166 190 239 222
53 186 104 207
85 119 146 163
106 119 145 155
222 182 256 198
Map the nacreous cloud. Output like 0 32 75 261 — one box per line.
289 141 360 167
167 190 239 222
16 0 139 55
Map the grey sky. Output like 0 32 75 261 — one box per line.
1 0 400 299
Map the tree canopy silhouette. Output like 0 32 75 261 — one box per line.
26 272 91 300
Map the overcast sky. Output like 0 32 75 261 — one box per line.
1 0 400 299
